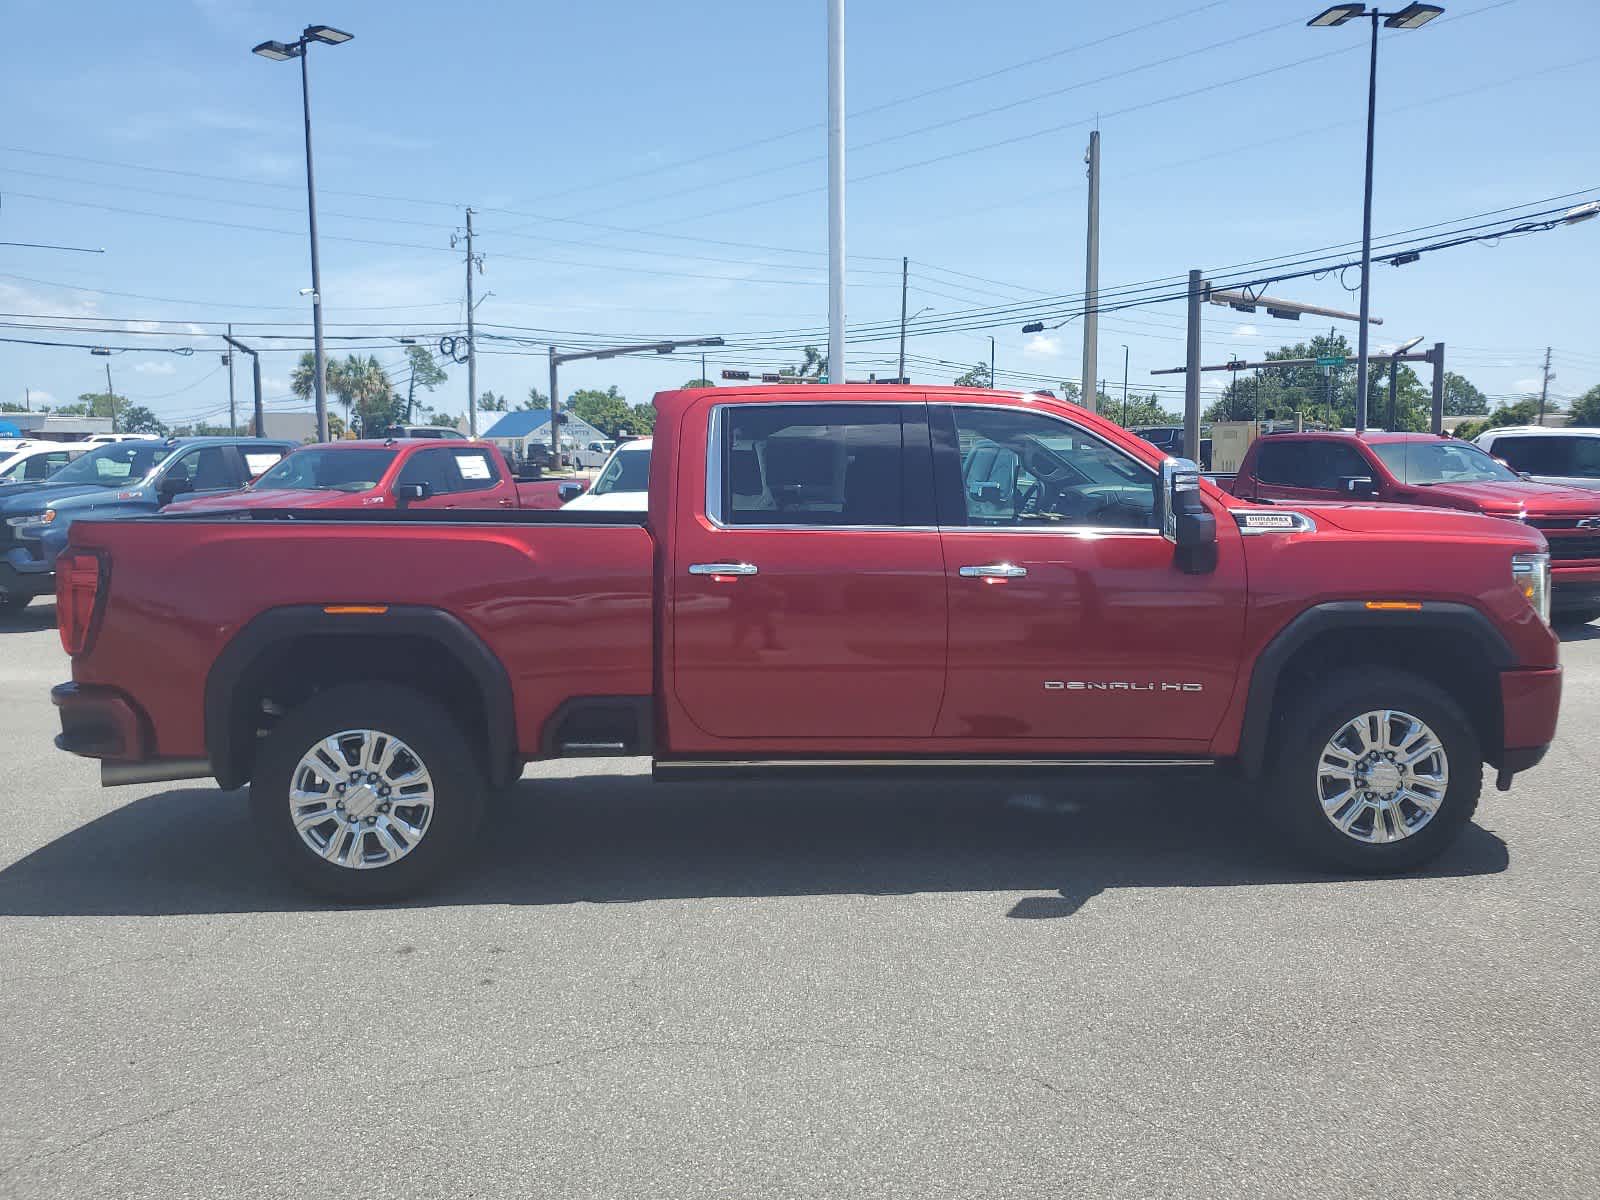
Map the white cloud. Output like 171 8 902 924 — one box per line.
1023 334 1062 358
1513 377 1543 393
14 389 55 409
1232 323 1259 338
131 360 178 376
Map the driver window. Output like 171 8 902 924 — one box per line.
947 405 1158 530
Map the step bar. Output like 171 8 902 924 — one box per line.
653 757 1216 782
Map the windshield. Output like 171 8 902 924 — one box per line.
253 448 398 492
592 446 650 495
46 441 171 487
1372 440 1520 485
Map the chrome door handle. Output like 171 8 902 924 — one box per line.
959 563 1027 578
688 562 759 576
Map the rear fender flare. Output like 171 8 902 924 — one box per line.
204 604 516 789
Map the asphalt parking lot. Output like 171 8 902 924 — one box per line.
1 601 1596 1199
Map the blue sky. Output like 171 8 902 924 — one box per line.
3 0 1597 426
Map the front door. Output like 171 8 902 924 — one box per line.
933 403 1245 750
670 401 948 742
1246 438 1376 504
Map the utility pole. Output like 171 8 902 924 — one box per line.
1538 346 1553 426
701 352 707 385
461 207 481 438
24 387 30 412
1353 9 1379 432
1121 344 1130 427
990 336 996 390
827 0 846 384
225 322 237 433
104 361 118 434
1183 269 1202 461
897 256 909 383
300 43 328 443
1081 129 1101 414
548 345 561 466
1386 356 1399 431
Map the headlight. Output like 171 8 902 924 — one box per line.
5 510 54 529
1512 552 1551 625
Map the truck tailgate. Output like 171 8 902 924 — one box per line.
66 514 654 760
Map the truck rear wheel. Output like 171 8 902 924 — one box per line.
1265 668 1481 874
250 683 485 902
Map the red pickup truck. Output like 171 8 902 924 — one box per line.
1228 430 1600 624
163 438 584 514
52 386 1562 900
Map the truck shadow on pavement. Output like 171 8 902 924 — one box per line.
0 772 1509 919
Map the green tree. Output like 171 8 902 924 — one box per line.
0 400 29 413
790 345 826 380
1442 371 1488 416
567 386 633 437
403 345 447 419
290 351 318 402
624 402 657 436
74 391 124 419
326 355 399 436
953 362 992 388
521 386 549 411
682 378 715 388
118 405 168 436
478 390 507 413
1568 384 1600 427
1105 393 1180 428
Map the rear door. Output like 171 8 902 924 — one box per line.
669 400 948 741
394 447 463 509
442 445 517 508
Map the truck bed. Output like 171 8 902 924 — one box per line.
65 509 655 763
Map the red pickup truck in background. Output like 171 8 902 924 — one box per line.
164 438 585 515
1227 430 1600 625
52 386 1561 900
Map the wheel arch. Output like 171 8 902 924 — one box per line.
205 605 518 790
1237 601 1515 778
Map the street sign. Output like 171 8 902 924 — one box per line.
1315 355 1346 367
760 373 782 383
721 369 750 380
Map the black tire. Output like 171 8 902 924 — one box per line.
1264 668 1481 874
1553 607 1600 627
249 683 485 902
0 591 29 614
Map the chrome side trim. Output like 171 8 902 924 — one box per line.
100 758 214 788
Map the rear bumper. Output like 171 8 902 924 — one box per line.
52 681 147 761
1494 665 1562 788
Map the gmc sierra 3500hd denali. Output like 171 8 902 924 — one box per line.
51 385 1562 900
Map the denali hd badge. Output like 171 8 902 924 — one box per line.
1044 681 1203 692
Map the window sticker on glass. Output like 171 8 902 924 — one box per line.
455 452 492 480
244 453 282 477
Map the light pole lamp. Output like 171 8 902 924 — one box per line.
1307 2 1443 431
253 24 353 444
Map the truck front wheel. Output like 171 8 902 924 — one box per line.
250 683 486 902
1266 669 1481 874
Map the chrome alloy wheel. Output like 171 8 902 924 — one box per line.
288 728 435 869
1316 709 1449 844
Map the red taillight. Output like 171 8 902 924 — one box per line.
56 550 104 656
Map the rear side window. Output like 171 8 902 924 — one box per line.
718 405 911 527
1491 436 1600 479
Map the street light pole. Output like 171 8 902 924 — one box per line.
254 25 353 445
826 0 846 383
223 333 266 437
1308 3 1444 431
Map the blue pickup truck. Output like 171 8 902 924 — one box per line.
0 436 292 610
